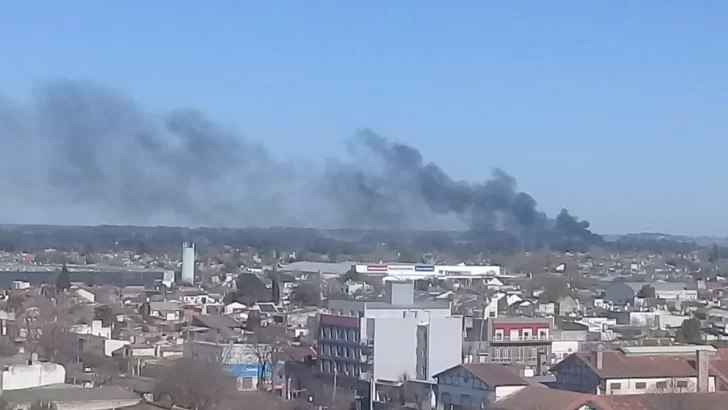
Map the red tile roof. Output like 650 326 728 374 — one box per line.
560 351 712 379
496 388 728 410
461 364 529 387
591 392 728 410
493 386 594 410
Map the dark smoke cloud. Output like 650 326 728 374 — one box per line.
0 80 601 248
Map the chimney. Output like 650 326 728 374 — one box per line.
593 344 605 370
697 349 712 393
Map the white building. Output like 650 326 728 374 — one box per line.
319 281 462 388
354 264 505 280
181 242 195 284
71 320 111 339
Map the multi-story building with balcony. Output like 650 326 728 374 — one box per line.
467 316 552 373
316 281 463 401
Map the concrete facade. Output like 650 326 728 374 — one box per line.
2 363 66 391
318 281 463 391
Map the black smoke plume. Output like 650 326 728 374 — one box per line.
0 80 601 250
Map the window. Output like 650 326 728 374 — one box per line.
676 381 689 388
538 330 548 339
609 383 621 392
522 329 532 340
494 330 504 341
656 381 668 389
635 382 647 389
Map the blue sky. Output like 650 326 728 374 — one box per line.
2 2 728 235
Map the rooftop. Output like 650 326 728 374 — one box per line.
493 386 594 410
2 385 140 405
556 349 722 380
279 261 355 275
461 363 529 387
592 392 728 410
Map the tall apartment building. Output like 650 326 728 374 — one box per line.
316 281 463 395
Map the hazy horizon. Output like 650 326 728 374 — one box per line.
3 2 728 235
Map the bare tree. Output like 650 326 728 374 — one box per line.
20 293 75 362
155 357 236 410
248 326 287 389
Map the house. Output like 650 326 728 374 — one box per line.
492 386 728 410
491 386 596 410
186 340 272 391
552 346 722 395
73 287 96 303
141 301 181 321
556 295 580 315
71 320 111 339
467 316 552 371
434 363 528 409
224 301 246 315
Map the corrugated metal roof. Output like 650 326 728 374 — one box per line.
279 262 355 275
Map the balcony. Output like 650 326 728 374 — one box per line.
490 335 552 344
489 356 540 364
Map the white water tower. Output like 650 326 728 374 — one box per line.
181 242 195 284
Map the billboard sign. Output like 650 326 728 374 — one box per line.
389 265 414 271
366 264 388 272
414 265 435 272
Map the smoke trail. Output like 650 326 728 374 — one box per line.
0 80 601 248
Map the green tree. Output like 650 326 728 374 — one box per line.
538 275 569 302
710 243 721 263
291 282 322 307
94 305 115 326
637 284 656 299
679 318 702 344
55 264 71 290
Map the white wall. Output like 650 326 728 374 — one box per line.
603 376 715 395
71 320 111 339
551 340 580 364
373 318 418 382
54 398 141 410
365 307 451 322
3 363 66 390
104 339 130 357
494 386 525 400
426 318 462 381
